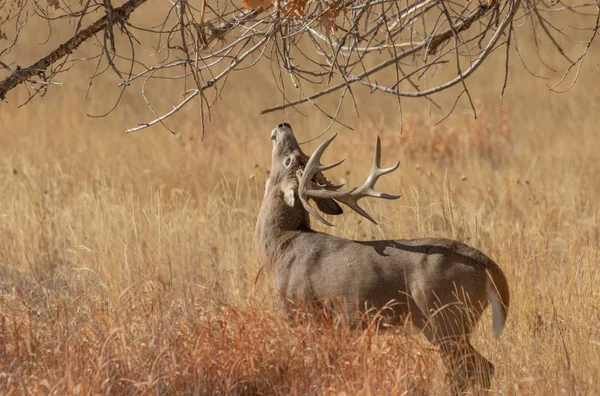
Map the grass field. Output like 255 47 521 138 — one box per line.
1 5 600 394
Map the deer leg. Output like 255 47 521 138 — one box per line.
421 329 470 394
280 304 295 323
277 294 301 324
405 308 462 392
416 322 495 394
437 337 494 394
410 299 494 393
460 341 494 391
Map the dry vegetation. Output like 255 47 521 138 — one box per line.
1 6 600 394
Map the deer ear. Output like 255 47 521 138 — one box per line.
284 189 295 207
315 198 343 215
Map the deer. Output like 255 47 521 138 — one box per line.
255 123 510 393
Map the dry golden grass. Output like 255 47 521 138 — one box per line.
1 9 600 394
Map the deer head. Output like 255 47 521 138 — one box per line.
264 122 401 229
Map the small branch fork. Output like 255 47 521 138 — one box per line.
0 0 598 132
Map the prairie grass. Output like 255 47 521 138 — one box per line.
1 8 600 394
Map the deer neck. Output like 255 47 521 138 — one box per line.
255 187 311 278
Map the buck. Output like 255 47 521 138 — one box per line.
255 123 510 392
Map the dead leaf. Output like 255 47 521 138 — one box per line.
282 0 307 18
47 0 60 9
241 0 273 10
321 7 340 34
0 30 7 41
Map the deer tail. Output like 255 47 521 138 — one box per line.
486 262 510 338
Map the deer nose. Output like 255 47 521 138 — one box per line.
277 122 291 129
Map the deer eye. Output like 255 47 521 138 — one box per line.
285 158 292 167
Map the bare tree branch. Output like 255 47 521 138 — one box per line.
0 0 148 100
0 0 597 132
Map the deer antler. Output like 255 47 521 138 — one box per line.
297 134 401 226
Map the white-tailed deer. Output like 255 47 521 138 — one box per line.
256 123 510 393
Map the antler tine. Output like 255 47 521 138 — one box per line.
358 136 401 200
297 134 346 227
296 171 335 227
300 135 401 226
303 134 345 175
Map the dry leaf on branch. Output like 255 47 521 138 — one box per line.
321 4 347 34
47 0 60 9
241 0 274 11
0 30 7 40
281 0 308 18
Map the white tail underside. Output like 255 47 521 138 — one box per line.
488 277 506 338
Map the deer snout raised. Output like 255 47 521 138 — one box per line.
271 123 293 143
